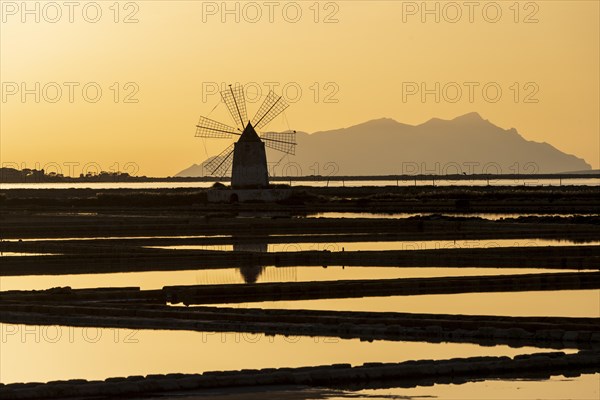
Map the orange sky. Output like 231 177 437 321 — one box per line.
1 0 598 176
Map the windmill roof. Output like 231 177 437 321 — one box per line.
238 122 261 142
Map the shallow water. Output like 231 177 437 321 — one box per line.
153 238 600 253
216 290 600 318
6 234 232 242
0 252 57 257
117 373 600 399
0 323 564 384
0 181 216 190
301 178 600 187
3 238 597 259
0 267 578 291
310 212 598 220
343 373 600 400
1 178 597 190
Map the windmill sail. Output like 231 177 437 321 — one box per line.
261 131 296 155
221 84 247 128
195 116 240 139
252 91 289 129
203 143 235 176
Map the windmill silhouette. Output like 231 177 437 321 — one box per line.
195 84 296 189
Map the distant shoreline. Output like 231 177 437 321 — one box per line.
1 173 599 184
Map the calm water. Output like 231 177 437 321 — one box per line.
345 374 600 400
311 212 599 220
207 374 600 400
151 238 600 253
1 178 598 190
3 238 596 259
2 235 232 243
2 186 598 392
4 234 231 242
299 178 600 187
0 182 217 190
215 290 600 318
0 267 578 291
0 323 563 384
110 374 600 399
0 252 56 257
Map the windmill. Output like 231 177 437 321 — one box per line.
195 84 296 189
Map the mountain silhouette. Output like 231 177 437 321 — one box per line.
177 113 590 177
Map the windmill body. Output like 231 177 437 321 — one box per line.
232 122 269 189
195 84 296 195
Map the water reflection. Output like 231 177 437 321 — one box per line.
297 178 600 187
233 240 268 283
0 252 57 257
310 212 599 220
350 373 600 400
0 267 576 292
0 323 562 384
238 265 263 283
153 373 600 399
1 178 597 190
10 234 232 242
155 238 600 253
217 290 600 318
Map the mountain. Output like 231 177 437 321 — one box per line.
176 113 591 177
559 169 600 175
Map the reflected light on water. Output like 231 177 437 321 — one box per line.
349 373 600 400
0 323 569 384
151 239 600 253
217 290 600 318
0 267 579 291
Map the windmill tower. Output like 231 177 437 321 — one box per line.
195 84 296 189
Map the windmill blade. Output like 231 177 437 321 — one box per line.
261 131 297 155
252 91 289 130
195 116 240 139
221 84 247 128
203 143 235 176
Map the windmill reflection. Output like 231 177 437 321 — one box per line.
194 239 297 285
233 241 268 284
237 263 298 284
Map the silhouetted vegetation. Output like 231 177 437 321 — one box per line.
0 167 142 183
211 182 227 189
276 190 327 205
